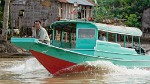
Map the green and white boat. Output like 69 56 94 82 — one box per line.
11 20 150 75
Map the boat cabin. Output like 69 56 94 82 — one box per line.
51 20 144 55
51 20 97 49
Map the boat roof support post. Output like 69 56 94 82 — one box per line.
124 34 126 48
115 33 118 43
61 28 64 47
106 32 108 41
52 28 55 45
138 37 141 54
69 29 73 48
132 36 134 48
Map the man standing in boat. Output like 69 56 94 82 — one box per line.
32 20 50 45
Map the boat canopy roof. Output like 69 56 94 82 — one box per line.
95 23 142 36
51 20 87 26
51 20 142 36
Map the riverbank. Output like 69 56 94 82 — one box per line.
0 53 32 58
0 39 32 58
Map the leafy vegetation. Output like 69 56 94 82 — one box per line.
93 0 150 28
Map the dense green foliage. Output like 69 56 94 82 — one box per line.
93 0 150 28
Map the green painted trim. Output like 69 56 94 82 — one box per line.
106 32 108 41
132 36 134 48
61 28 64 47
124 35 126 47
138 37 141 54
115 33 118 43
52 28 55 45
70 29 73 48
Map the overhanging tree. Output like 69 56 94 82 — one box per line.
2 0 10 41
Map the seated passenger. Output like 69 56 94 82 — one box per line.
99 34 106 41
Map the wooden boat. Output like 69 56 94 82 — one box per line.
11 20 150 75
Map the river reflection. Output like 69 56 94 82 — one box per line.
1 56 150 84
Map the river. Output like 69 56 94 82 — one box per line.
0 44 150 84
1 57 150 84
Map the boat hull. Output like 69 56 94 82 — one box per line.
30 50 76 75
11 38 150 75
29 43 150 75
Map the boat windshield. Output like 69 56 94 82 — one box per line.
78 29 95 38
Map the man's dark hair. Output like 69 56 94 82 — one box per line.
34 20 41 24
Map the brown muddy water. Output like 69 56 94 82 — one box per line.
0 44 150 84
1 57 150 84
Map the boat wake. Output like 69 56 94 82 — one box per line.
3 58 51 82
53 61 150 84
54 60 119 76
3 58 150 78
5 58 46 73
55 60 150 77
81 61 150 75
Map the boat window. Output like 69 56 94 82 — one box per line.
78 29 95 38
98 31 106 41
52 24 76 48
